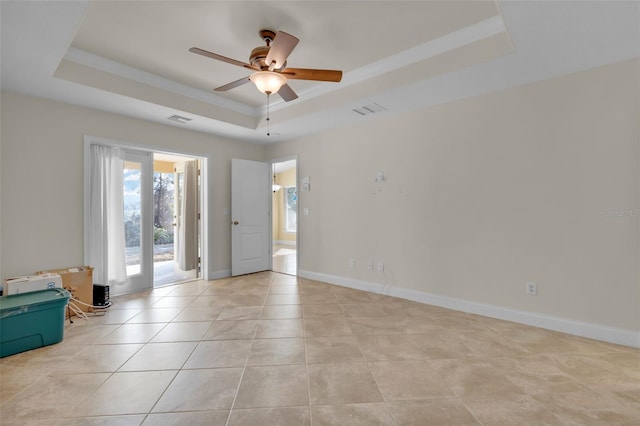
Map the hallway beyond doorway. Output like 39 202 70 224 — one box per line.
271 158 298 276
273 243 296 275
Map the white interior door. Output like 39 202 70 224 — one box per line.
231 158 270 276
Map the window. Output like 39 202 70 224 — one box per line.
284 186 297 233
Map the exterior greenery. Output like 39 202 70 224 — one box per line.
124 171 175 247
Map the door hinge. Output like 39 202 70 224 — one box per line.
197 213 201 220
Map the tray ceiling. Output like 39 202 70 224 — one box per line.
2 1 638 143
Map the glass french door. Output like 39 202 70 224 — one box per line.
85 141 204 295
121 150 153 294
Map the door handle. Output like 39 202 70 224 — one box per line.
233 221 239 225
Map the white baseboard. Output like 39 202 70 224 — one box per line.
298 269 640 348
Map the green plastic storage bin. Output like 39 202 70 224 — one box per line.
0 288 70 358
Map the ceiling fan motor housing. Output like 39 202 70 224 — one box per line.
250 46 269 68
250 29 286 70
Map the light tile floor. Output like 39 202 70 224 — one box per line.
273 245 297 276
1 272 638 425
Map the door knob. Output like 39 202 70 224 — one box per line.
233 221 239 225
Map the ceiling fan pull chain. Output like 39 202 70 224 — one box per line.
266 93 271 136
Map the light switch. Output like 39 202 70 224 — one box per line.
303 208 309 216
301 176 311 191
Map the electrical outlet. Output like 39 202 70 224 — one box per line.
526 281 537 296
377 261 384 272
349 258 355 269
368 260 374 270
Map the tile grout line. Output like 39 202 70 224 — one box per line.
65 317 166 420
123 291 205 424
143 337 202 419
360 327 400 426
302 282 314 426
223 272 275 425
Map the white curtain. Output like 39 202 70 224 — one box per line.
88 145 127 285
178 160 198 271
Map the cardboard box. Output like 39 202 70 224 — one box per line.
37 266 93 313
4 274 62 295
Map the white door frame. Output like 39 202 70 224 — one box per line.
270 155 299 275
83 136 211 293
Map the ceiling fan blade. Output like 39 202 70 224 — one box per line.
280 68 342 82
265 31 299 70
278 83 298 102
214 76 251 91
189 47 258 71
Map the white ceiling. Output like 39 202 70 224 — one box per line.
1 1 638 145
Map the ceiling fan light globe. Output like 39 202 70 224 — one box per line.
250 71 287 95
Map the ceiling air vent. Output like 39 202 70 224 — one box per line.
352 102 387 116
168 114 192 124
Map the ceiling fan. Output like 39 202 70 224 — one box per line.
189 29 343 102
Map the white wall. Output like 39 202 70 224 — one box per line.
0 93 3 282
266 59 640 343
0 92 264 279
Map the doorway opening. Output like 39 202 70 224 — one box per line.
151 153 201 287
271 159 297 275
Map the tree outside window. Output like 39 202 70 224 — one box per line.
153 172 174 245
